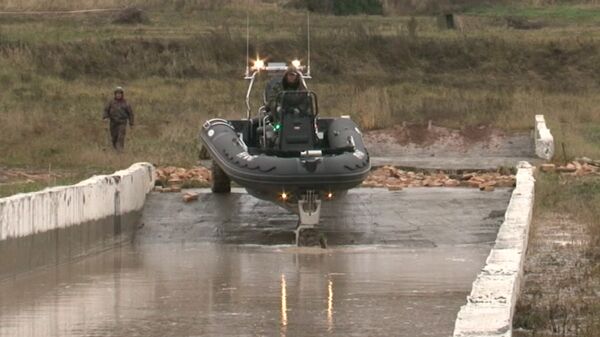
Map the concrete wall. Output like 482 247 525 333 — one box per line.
0 163 155 279
453 161 535 337
535 115 554 160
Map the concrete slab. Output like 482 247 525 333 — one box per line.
534 115 554 160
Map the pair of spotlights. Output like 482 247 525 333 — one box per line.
251 58 302 70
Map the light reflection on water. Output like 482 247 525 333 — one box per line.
0 243 488 337
328 278 334 331
280 273 288 337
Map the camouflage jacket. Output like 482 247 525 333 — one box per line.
265 78 305 115
265 78 284 114
103 99 134 125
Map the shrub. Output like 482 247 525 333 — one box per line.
292 0 383 16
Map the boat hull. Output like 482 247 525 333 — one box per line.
199 117 370 203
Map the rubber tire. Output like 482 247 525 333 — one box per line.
211 161 231 193
198 144 210 160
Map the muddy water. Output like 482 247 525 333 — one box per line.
0 188 512 337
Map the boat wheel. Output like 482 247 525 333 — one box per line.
211 160 231 193
198 144 210 160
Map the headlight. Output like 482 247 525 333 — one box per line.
253 58 265 70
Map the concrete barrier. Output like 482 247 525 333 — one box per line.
535 115 554 160
0 163 155 279
453 161 535 337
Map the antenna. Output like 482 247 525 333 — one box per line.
245 0 250 77
307 11 311 77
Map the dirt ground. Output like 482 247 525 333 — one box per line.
513 213 600 336
363 124 537 170
363 124 534 158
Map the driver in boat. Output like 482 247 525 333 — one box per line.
265 67 306 114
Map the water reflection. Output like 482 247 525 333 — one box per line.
0 242 489 337
280 274 288 337
328 278 334 331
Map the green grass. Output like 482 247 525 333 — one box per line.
584 125 600 147
0 174 99 198
536 174 600 213
536 174 600 250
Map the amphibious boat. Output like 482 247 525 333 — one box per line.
198 59 370 231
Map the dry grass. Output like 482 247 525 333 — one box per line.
514 174 600 336
0 0 260 11
0 3 599 171
0 76 248 169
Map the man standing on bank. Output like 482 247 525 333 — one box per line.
103 86 134 151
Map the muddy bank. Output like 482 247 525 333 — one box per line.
364 124 534 157
364 124 537 170
513 174 600 336
513 211 600 336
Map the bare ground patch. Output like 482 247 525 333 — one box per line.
363 124 534 158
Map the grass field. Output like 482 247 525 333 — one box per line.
0 1 599 172
465 4 600 21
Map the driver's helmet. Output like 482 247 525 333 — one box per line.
282 68 304 91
